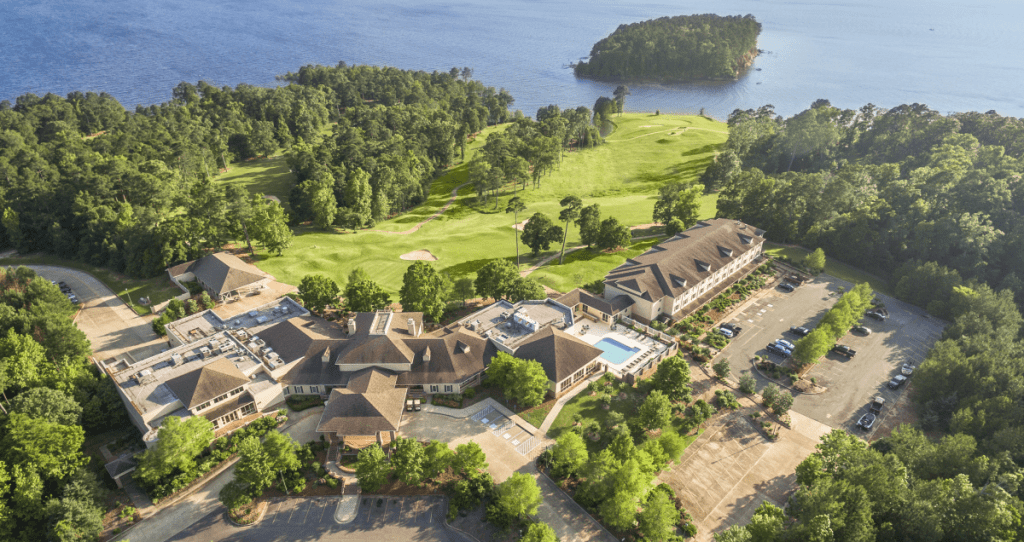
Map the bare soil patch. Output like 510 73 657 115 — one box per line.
399 249 439 261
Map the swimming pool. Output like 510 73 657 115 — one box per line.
594 338 640 365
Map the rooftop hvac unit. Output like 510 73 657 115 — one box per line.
171 353 183 366
199 347 211 358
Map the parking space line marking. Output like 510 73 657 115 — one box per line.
319 500 329 523
286 501 298 523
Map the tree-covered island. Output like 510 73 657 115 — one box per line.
574 14 762 82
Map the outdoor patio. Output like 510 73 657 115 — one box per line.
564 319 673 378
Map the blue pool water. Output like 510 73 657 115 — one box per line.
594 338 640 365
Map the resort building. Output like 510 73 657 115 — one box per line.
167 252 272 302
602 218 765 324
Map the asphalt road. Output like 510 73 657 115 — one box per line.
720 275 945 435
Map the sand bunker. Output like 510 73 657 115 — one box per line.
400 249 439 261
639 124 663 128
513 219 530 231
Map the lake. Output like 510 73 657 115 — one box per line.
2 0 1022 119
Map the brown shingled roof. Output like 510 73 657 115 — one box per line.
167 253 267 297
165 358 249 409
604 219 765 301
556 288 635 315
513 326 603 383
316 368 406 436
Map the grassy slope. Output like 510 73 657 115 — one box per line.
253 113 728 296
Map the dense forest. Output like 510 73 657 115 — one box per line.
0 267 129 541
711 102 1024 541
0 64 524 277
574 14 761 82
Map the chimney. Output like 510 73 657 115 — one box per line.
423 347 431 362
348 318 357 335
407 318 419 337
321 346 331 363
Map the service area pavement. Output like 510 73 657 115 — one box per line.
26 265 168 362
166 496 474 542
720 274 945 435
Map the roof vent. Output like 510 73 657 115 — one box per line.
347 318 357 334
423 347 431 362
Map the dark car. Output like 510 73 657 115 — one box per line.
779 283 795 292
901 364 915 377
888 375 908 389
58 281 68 288
866 309 888 321
832 344 857 357
789 326 811 337
766 343 791 357
852 325 872 335
720 323 742 336
858 412 876 430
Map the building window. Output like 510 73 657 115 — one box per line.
283 387 291 396
196 401 211 412
309 386 319 394
212 419 220 429
230 387 243 396
429 385 439 393
241 403 256 416
444 385 453 393
602 313 608 322
294 386 304 394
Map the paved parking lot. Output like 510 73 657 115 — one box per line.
720 274 945 435
167 496 472 542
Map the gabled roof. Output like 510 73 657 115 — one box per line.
104 454 138 479
513 327 603 383
165 357 249 409
168 253 267 297
316 368 406 436
201 391 255 422
556 288 635 315
396 325 495 386
604 219 765 300
271 312 490 386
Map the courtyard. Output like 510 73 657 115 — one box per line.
564 317 674 378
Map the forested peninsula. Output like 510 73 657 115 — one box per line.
574 14 762 82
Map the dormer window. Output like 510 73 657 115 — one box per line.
672 277 687 288
717 246 733 258
739 234 753 245
695 259 711 272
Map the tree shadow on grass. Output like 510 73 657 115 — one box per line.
441 256 518 279
679 144 721 157
624 158 713 187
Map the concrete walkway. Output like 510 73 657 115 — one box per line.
113 406 325 542
537 373 604 435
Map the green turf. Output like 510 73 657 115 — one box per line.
0 254 183 315
214 157 296 208
254 114 728 296
763 242 893 295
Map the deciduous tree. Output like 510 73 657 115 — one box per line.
344 279 391 313
577 204 601 248
474 259 518 301
596 217 631 251
486 472 542 528
298 274 341 314
639 390 672 430
521 212 563 256
391 436 426 486
550 431 588 478
355 444 390 492
399 261 452 323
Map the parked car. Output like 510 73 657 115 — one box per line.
901 364 915 376
779 283 795 292
888 375 908 389
858 412 876 430
720 323 742 336
406 399 414 412
766 343 791 357
786 274 806 284
831 344 857 358
852 325 872 335
866 308 889 321
870 396 885 414
775 339 796 351
413 398 421 411
789 326 811 337
58 281 68 288
717 327 734 338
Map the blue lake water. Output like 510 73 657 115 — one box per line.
595 337 640 365
2 0 1022 119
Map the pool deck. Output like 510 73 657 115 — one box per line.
564 319 672 378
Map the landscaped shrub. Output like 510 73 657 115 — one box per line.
738 373 757 394
715 389 740 410
706 331 729 350
286 394 325 411
462 387 477 399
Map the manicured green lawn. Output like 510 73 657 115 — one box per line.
0 254 183 315
255 114 728 296
214 157 297 209
763 242 893 295
520 403 553 429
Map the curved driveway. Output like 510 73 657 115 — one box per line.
25 265 167 362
